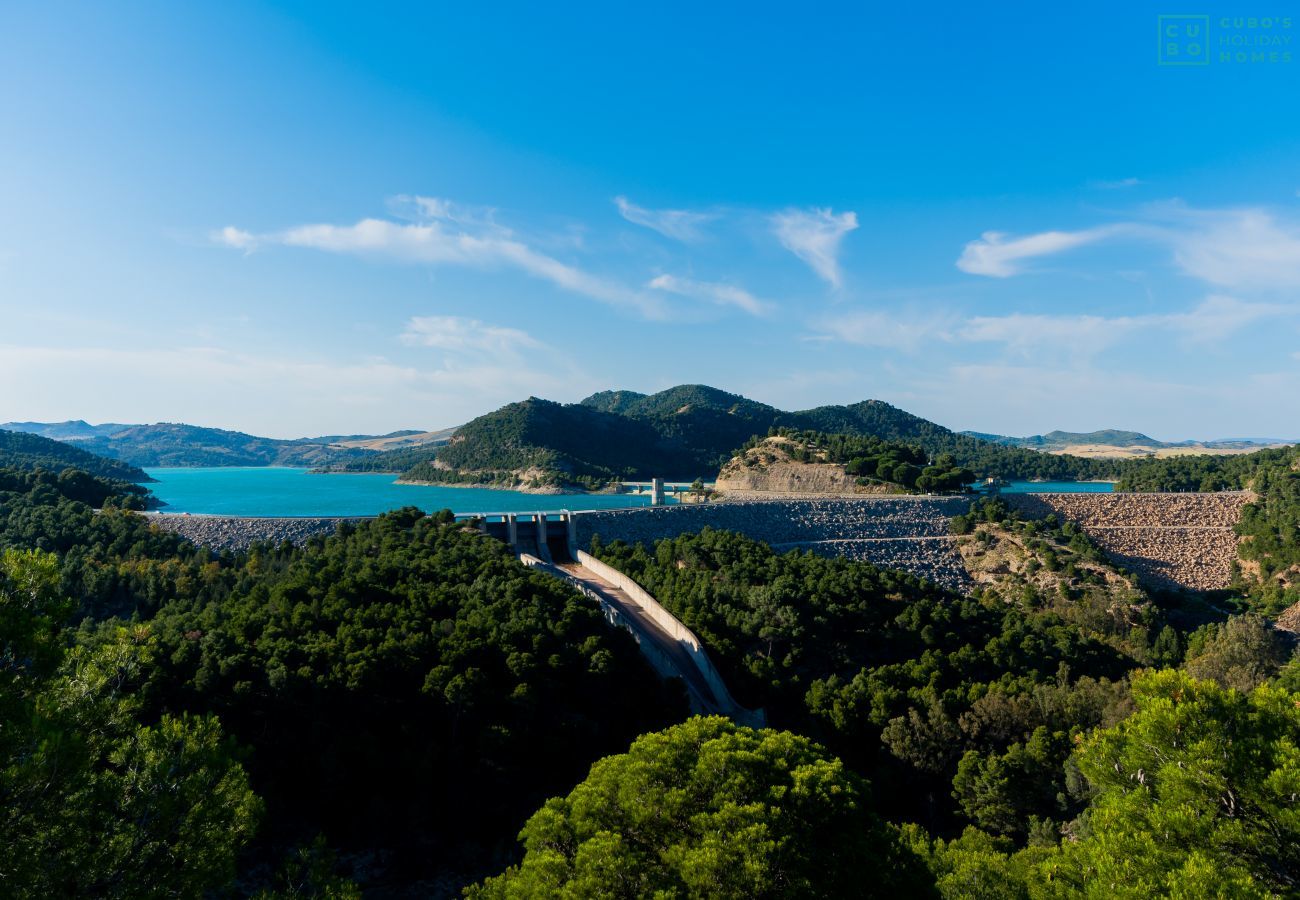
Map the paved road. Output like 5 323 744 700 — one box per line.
557 562 720 710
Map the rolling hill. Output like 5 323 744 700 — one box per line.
0 421 450 468
963 428 1289 457
0 429 151 482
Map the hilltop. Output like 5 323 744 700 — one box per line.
0 429 150 482
339 384 1123 490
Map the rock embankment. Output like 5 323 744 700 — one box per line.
144 513 363 551
1004 493 1251 591
1005 492 1249 528
572 498 973 592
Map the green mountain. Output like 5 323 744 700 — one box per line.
402 398 682 488
369 385 1123 488
0 429 150 482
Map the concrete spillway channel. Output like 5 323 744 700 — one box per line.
518 548 764 728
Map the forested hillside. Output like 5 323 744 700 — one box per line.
6 459 1300 894
335 384 1130 488
0 469 682 894
0 429 150 483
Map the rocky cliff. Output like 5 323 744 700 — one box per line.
714 437 892 497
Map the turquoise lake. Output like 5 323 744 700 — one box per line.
998 481 1115 494
144 468 1116 517
144 467 669 517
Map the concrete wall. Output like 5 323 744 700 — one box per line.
575 550 757 724
519 553 684 685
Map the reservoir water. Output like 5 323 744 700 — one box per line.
999 481 1115 494
144 469 1117 517
145 467 671 517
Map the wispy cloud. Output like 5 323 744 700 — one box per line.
957 204 1300 290
212 226 257 251
216 196 665 318
399 316 541 355
771 207 858 288
956 226 1125 277
810 310 956 350
647 274 772 316
1161 205 1300 291
816 295 1293 354
614 196 716 242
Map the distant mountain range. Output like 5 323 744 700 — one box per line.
0 420 452 468
961 429 1291 454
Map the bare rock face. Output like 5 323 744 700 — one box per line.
714 437 890 497
1003 493 1251 592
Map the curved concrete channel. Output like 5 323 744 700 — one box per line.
556 561 721 710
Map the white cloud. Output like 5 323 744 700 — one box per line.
810 310 955 350
771 208 858 288
399 316 541 355
216 197 664 318
816 295 1294 355
957 204 1300 290
1159 295 1287 343
1165 207 1300 290
961 312 1135 350
956 226 1123 277
212 226 256 251
614 196 715 242
647 274 772 316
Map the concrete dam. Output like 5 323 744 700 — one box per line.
145 492 1252 593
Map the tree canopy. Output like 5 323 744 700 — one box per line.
470 716 933 899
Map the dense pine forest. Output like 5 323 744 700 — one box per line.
3 432 1300 896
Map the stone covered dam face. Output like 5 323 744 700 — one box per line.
144 492 1252 594
1003 492 1251 592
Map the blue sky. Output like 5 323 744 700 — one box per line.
2 2 1298 439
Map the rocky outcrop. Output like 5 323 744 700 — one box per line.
1003 493 1251 591
714 437 890 497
